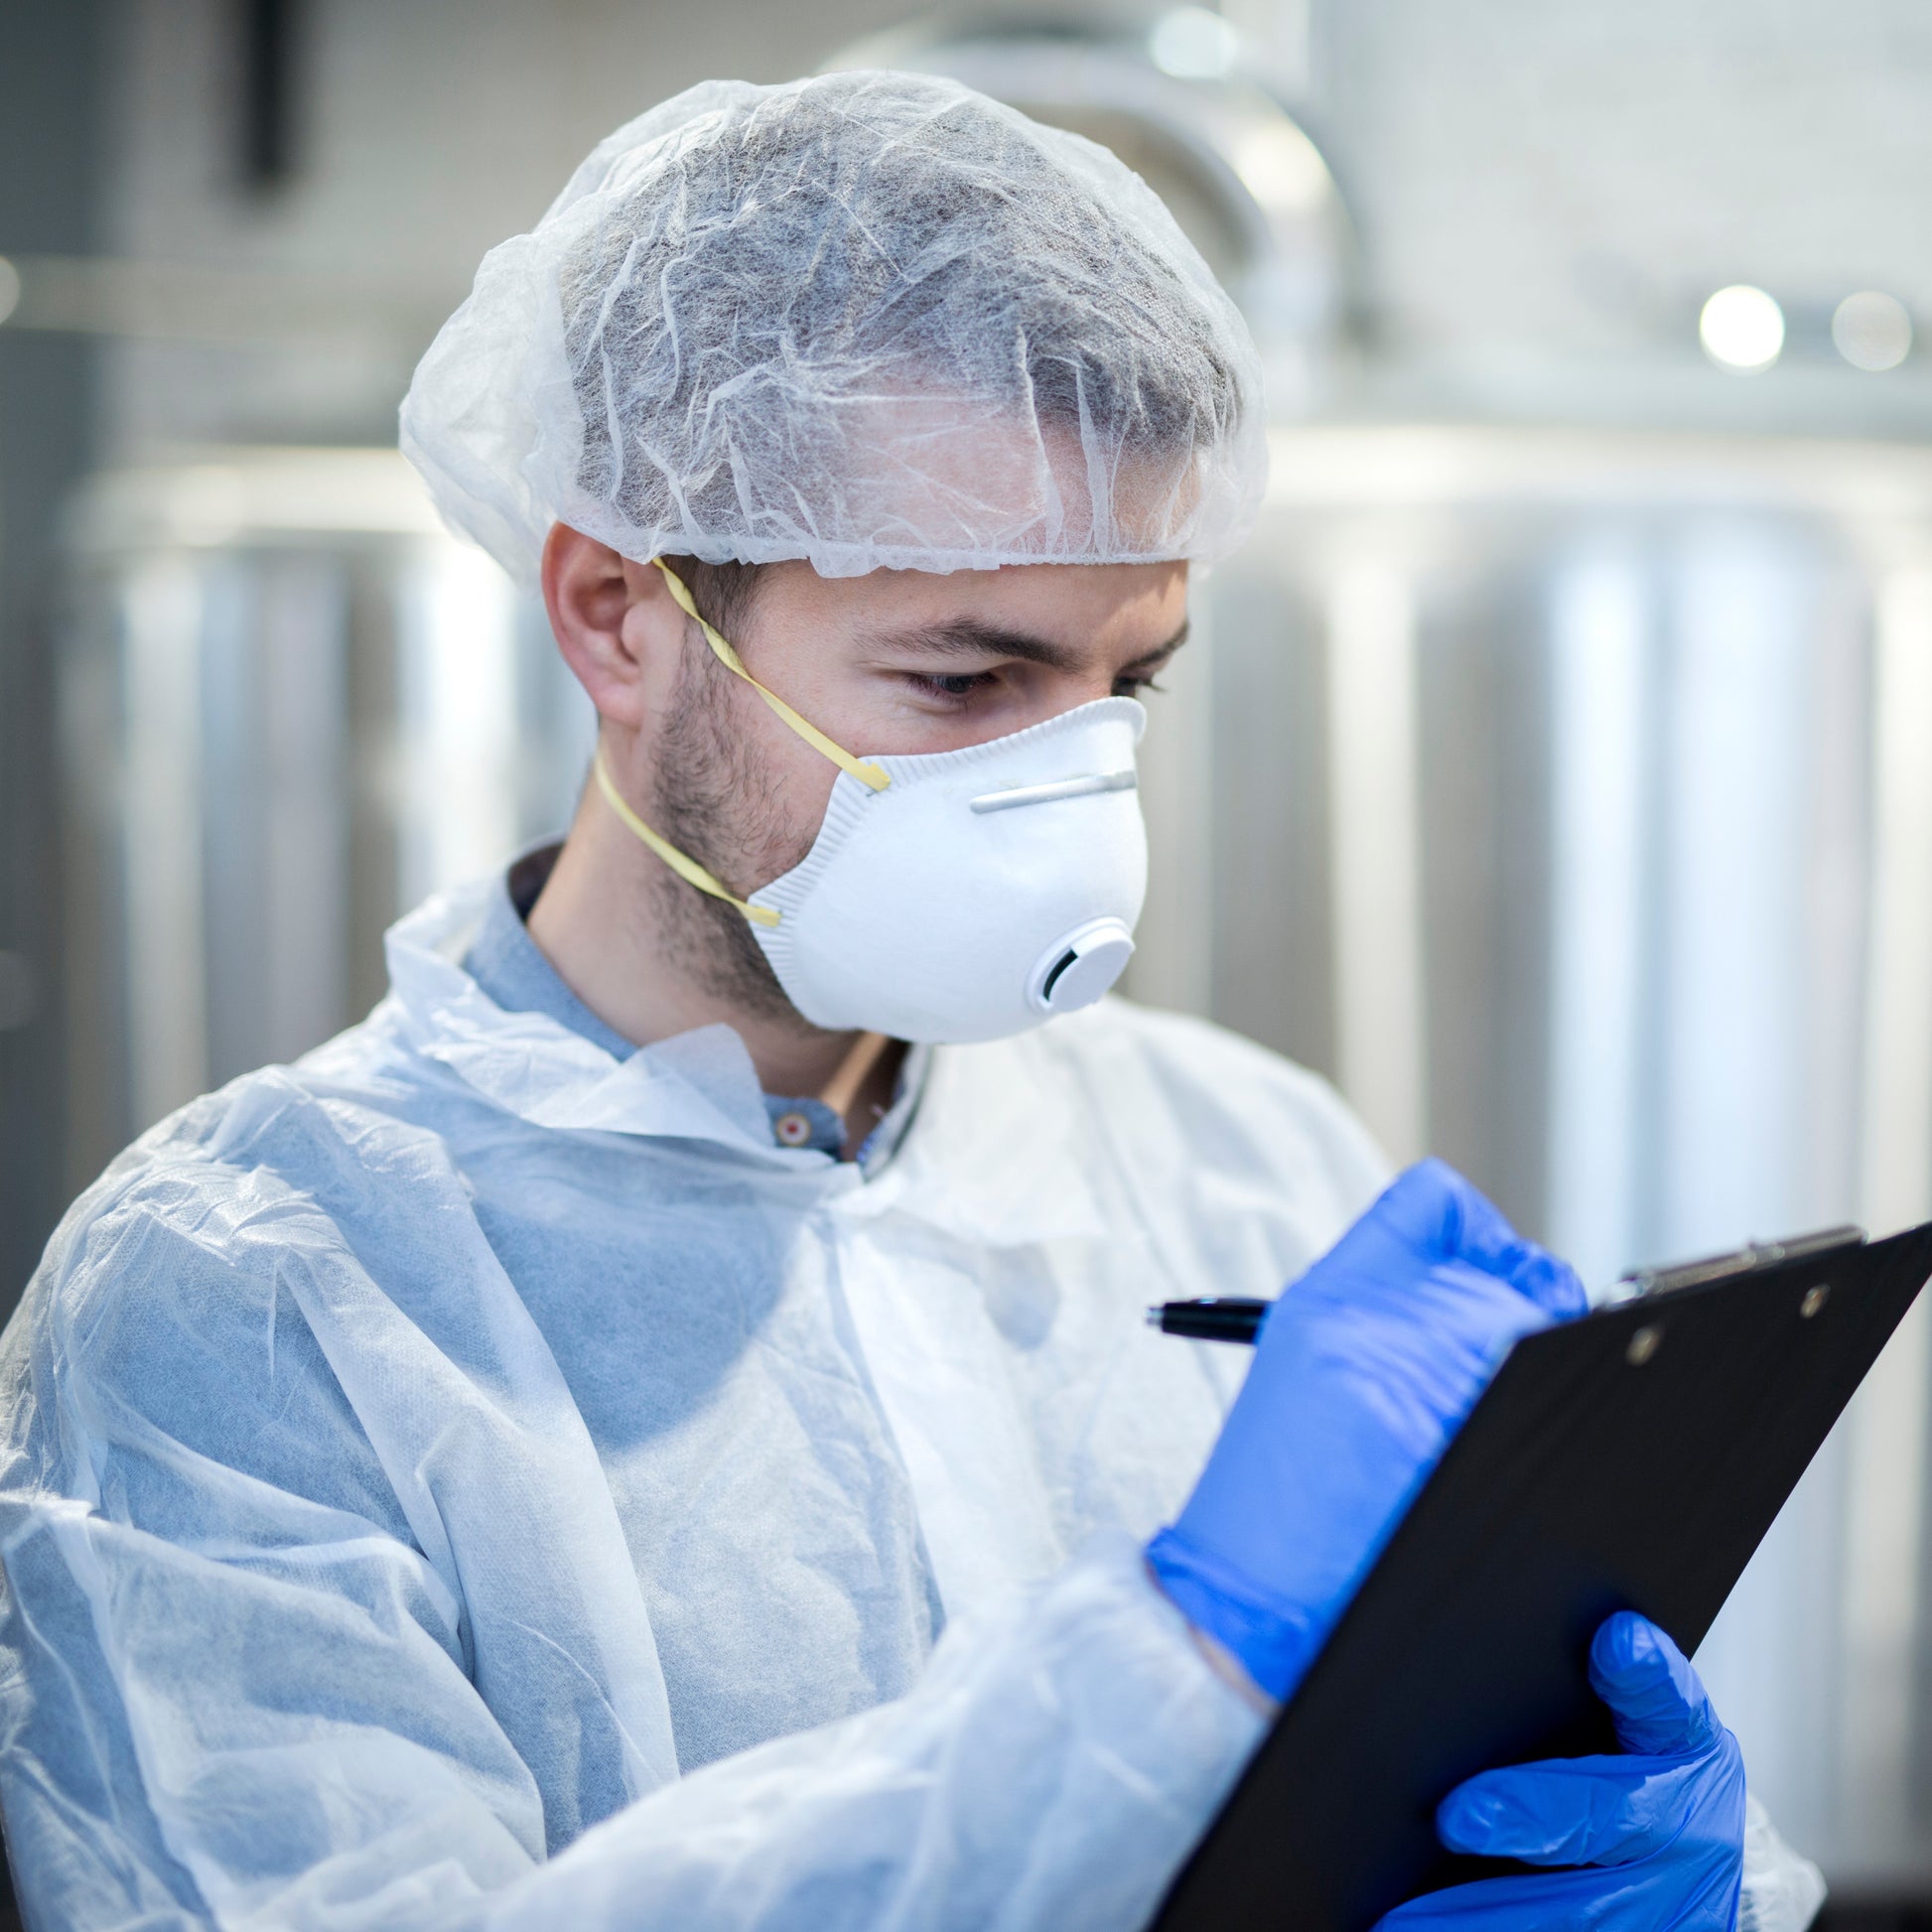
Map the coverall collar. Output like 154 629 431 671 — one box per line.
381 874 929 1172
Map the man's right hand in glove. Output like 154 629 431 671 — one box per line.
1147 1159 1587 1702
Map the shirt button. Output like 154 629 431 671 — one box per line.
773 1111 814 1148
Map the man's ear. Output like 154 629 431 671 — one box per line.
540 523 685 730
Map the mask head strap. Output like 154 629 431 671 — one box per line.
592 753 781 928
652 558 891 793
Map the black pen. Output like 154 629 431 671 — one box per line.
1145 1297 1272 1343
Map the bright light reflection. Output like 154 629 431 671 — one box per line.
1699 285 1785 373
1833 291 1914 373
0 256 20 327
1149 7 1239 78
1229 121 1330 213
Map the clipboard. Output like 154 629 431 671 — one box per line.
1151 1218 1932 1932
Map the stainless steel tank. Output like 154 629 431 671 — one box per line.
1201 423 1932 1885
58 448 591 1187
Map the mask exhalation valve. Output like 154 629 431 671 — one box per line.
1029 917 1136 1016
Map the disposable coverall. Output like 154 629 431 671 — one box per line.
0 858 1822 1929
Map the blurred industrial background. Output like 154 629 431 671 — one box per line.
5 0 1932 1914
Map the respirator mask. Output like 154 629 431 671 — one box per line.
594 560 1150 1045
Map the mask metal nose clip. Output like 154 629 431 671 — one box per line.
969 769 1137 814
1029 917 1136 1015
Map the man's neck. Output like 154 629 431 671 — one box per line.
525 796 900 1114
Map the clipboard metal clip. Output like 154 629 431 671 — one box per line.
1620 1225 1865 1301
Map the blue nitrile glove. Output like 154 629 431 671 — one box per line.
1374 1611 1746 1930
1147 1159 1586 1701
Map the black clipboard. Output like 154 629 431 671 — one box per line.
1151 1218 1932 1932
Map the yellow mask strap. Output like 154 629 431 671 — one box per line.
593 752 781 928
652 558 891 793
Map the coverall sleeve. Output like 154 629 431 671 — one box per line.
0 1168 1262 1932
483 1535 1260 1932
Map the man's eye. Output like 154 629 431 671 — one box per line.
1113 671 1167 699
907 671 996 703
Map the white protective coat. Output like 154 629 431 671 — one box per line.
0 881 1824 1930
0 878 1366 1929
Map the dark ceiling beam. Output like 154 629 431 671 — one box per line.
241 0 301 190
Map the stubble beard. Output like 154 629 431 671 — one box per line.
643 625 829 1034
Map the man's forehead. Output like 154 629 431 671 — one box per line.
761 554 1189 646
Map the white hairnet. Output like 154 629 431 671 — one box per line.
399 70 1267 582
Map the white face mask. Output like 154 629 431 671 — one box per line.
594 560 1150 1044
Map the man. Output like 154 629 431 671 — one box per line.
0 71 1820 1931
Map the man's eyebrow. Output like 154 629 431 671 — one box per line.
864 618 1190 673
